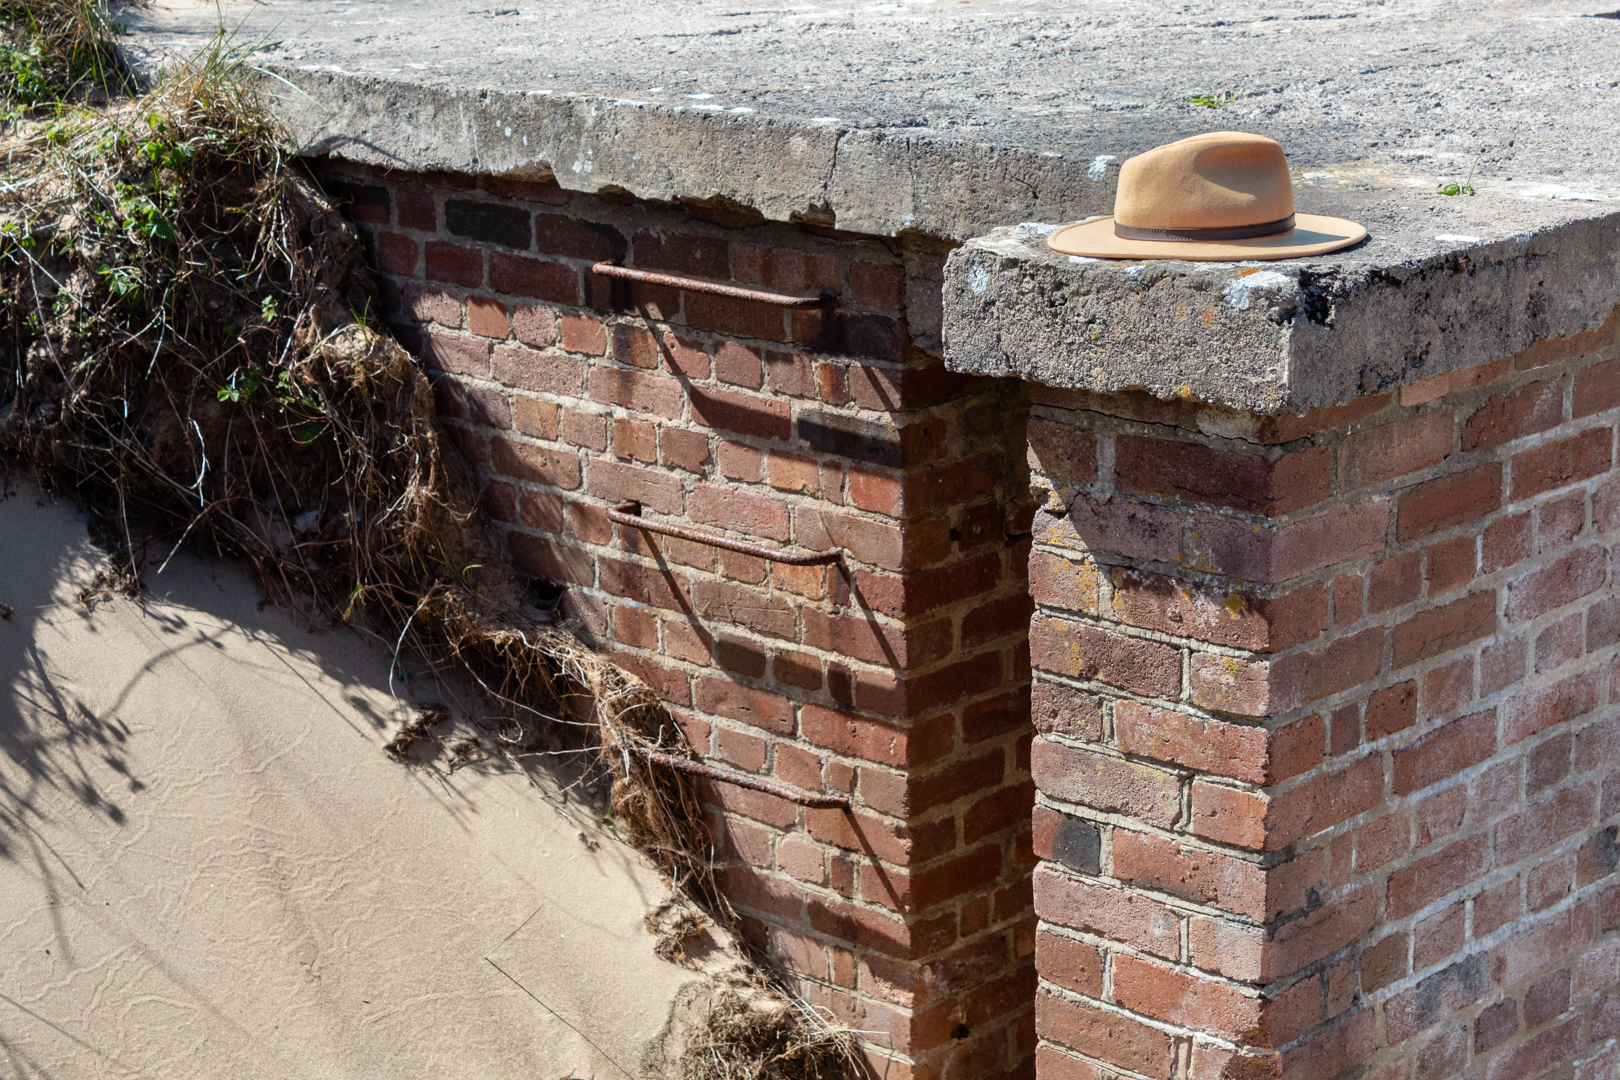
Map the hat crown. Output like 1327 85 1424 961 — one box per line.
1113 132 1294 230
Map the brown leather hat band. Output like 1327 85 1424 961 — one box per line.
1113 214 1297 242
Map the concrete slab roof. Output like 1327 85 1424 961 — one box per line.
121 0 1620 241
119 1 1620 413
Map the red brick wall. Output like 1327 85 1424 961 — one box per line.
1023 309 1620 1080
317 162 1038 1080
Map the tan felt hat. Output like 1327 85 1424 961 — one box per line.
1048 132 1367 261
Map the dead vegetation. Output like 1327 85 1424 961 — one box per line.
0 6 863 1079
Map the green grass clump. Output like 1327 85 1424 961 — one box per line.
0 0 132 112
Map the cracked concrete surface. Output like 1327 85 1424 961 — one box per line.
117 0 1620 411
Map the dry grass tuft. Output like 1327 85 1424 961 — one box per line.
0 9 865 1079
683 989 864 1080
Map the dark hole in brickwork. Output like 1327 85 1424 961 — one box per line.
446 199 533 249
1049 816 1101 875
323 179 390 225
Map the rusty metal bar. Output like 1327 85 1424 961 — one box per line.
641 748 850 810
609 501 841 566
591 262 834 309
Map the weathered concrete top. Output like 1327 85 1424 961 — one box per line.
121 0 1620 414
122 0 1620 243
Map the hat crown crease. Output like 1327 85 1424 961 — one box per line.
1113 133 1294 230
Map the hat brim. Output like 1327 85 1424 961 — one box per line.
1048 214 1367 261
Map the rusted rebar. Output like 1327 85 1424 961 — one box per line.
609 502 841 566
641 748 850 810
591 262 835 309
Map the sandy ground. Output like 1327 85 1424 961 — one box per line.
0 479 724 1079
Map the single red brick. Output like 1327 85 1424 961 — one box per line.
1269 627 1386 713
1193 500 1390 583
491 343 581 394
1030 680 1103 742
1505 546 1608 622
1033 867 1181 960
1113 954 1265 1044
466 295 510 339
588 366 683 419
373 230 419 276
631 228 728 279
1034 931 1102 998
1482 512 1532 572
693 676 795 734
1394 709 1497 796
587 457 683 514
1393 591 1496 669
611 417 656 463
1397 463 1503 542
423 331 491 378
488 252 579 304
1116 435 1330 514
533 211 625 262
1110 572 1325 652
1367 550 1422 615
1338 411 1455 492
1036 990 1175 1078
1030 737 1182 829
1426 534 1478 596
1461 377 1564 452
851 260 905 310
1333 574 1363 628
1028 617 1181 699
1537 491 1588 553
799 706 952 769
1039 494 1180 564
1366 681 1417 742
559 408 607 451
716 440 765 483
1187 781 1269 850
1496 782 1595 865
660 428 710 473
1114 702 1270 785
397 281 459 325
423 240 483 287
396 190 436 231
1387 834 1490 919
489 436 581 489
715 341 764 388
1512 427 1613 501
1575 357 1620 417
1111 828 1269 921
688 384 791 442
1026 418 1098 491
1422 658 1474 721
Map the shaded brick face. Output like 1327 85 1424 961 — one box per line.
1023 308 1620 1080
324 162 1035 1080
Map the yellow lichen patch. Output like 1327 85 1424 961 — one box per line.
1224 593 1249 619
1203 306 1216 326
